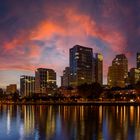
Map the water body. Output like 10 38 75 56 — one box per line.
0 105 139 140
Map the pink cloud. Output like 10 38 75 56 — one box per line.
0 7 128 86
3 7 127 56
28 45 42 59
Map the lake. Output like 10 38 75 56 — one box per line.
0 105 139 140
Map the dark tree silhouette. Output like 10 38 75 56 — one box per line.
12 92 19 102
134 81 140 89
104 90 114 99
77 82 103 98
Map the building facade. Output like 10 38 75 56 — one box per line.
108 54 128 88
137 53 140 69
129 68 140 85
61 67 70 87
93 53 103 85
35 68 57 95
69 45 93 86
6 84 17 94
20 75 35 97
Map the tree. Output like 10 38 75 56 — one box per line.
104 90 114 99
77 82 103 99
12 92 19 102
77 83 91 98
66 86 73 90
134 81 140 89
90 82 103 99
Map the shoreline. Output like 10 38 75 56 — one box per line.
0 101 140 106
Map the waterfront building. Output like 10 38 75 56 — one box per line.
108 54 128 88
61 67 70 87
6 84 17 94
93 53 103 85
129 68 140 85
35 68 57 95
20 75 35 97
69 45 93 86
0 88 3 94
137 53 140 69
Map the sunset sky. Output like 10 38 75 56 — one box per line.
0 0 140 88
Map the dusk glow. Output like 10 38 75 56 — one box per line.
0 0 140 87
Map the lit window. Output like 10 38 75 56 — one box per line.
75 52 79 55
75 56 79 59
81 77 85 80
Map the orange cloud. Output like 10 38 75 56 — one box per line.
29 8 126 54
4 38 23 50
28 45 41 59
3 7 126 56
0 7 128 86
30 21 65 40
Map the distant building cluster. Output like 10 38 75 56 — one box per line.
108 53 140 88
61 45 103 87
61 45 140 90
2 44 140 98
20 68 57 97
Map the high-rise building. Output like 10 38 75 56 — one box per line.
35 68 57 94
69 45 93 86
6 84 17 94
137 53 140 69
61 67 70 87
129 68 140 85
20 75 35 97
93 53 103 85
108 54 128 88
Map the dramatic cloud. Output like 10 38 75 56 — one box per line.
0 0 140 87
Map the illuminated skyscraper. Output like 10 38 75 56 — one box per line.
35 68 57 94
69 45 93 86
20 75 35 97
93 53 103 85
137 53 140 69
108 54 128 88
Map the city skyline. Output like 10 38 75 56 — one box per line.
0 0 140 87
2 46 140 90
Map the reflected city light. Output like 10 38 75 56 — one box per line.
7 108 10 135
23 106 35 135
99 106 102 124
137 106 140 125
0 105 140 140
130 106 134 125
19 124 24 140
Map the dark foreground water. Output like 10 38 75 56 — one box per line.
0 105 140 140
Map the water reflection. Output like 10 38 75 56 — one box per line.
0 105 140 140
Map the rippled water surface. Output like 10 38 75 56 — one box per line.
0 105 140 140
